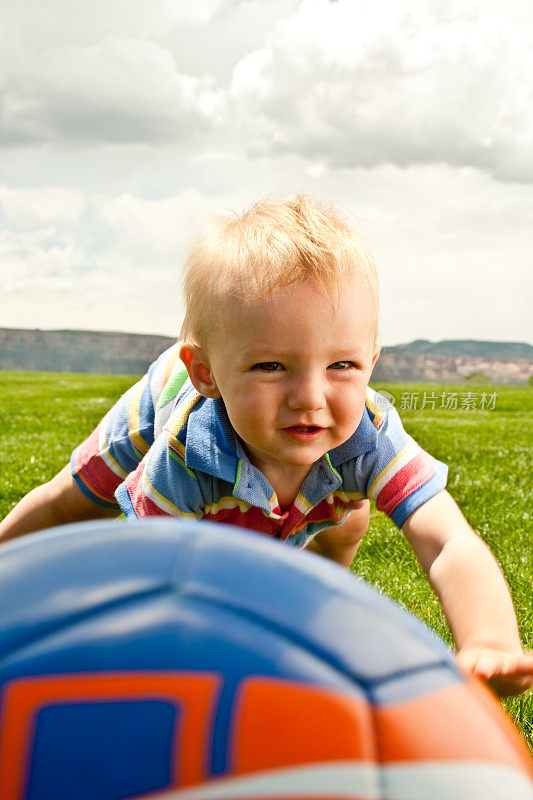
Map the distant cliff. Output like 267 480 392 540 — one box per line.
373 349 533 385
388 338 533 360
0 328 176 375
0 328 532 384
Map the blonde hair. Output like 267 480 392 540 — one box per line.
179 194 378 345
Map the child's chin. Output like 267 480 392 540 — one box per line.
281 449 326 467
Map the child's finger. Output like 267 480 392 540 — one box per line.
475 654 533 677
456 649 533 696
499 657 533 678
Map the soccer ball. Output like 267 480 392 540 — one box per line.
0 518 531 800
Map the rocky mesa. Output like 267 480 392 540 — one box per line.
0 329 532 384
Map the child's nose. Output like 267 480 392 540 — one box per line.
286 374 325 412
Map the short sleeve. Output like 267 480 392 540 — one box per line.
70 344 185 508
355 402 448 527
115 402 204 520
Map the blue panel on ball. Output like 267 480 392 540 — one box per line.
2 518 514 800
0 518 460 707
1 592 368 776
177 523 457 694
26 700 175 800
1 594 363 693
0 520 190 657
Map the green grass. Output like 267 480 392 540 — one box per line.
363 382 532 746
0 371 135 506
0 371 531 745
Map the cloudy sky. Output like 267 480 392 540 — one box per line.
1 0 532 345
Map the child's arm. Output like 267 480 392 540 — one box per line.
0 346 188 544
0 465 118 543
402 489 533 697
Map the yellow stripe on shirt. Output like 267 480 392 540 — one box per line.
128 375 151 457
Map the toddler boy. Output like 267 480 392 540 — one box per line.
1 195 532 697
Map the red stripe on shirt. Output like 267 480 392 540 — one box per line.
376 452 435 517
125 466 173 517
204 506 285 537
74 424 123 504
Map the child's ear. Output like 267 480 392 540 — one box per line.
179 343 221 398
369 346 381 374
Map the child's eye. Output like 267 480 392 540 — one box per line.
328 360 354 370
253 362 283 372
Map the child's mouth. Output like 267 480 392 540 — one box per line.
282 425 324 441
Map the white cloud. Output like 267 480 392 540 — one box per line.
231 0 533 181
0 0 531 344
0 215 186 336
3 0 533 183
0 227 88 313
333 163 533 344
1 166 530 342
1 34 227 146
0 185 85 227
99 188 214 265
164 0 300 80
2 0 227 48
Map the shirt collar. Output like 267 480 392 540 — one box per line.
327 406 378 466
184 394 378 511
184 396 239 484
184 396 275 514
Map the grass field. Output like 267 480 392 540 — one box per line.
0 370 531 746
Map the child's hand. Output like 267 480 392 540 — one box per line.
456 647 533 697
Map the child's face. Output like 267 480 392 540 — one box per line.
201 276 379 482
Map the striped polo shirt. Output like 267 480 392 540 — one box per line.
71 345 448 548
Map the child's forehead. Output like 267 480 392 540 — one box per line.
212 275 378 353
222 274 376 319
